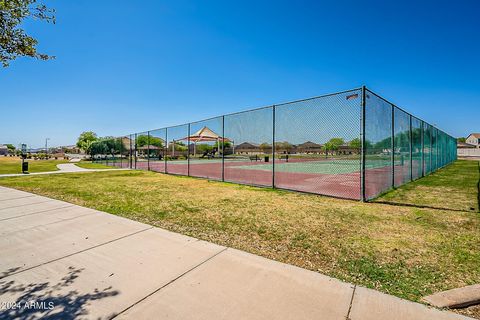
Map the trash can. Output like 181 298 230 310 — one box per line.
264 156 269 162
22 161 29 173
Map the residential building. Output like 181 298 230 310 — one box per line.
0 145 8 156
465 133 480 148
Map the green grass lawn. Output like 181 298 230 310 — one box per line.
75 162 117 169
0 157 69 174
0 159 478 314
376 160 480 212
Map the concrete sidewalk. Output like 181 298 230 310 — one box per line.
0 186 472 319
0 163 125 178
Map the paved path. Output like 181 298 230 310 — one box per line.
0 163 125 178
0 186 472 319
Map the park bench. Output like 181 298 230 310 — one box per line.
249 155 260 161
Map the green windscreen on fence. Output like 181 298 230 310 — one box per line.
423 123 432 175
364 91 392 200
411 117 423 180
431 128 438 170
438 129 443 168
394 107 411 187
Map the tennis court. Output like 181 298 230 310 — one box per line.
116 156 414 200
95 87 456 201
138 157 388 174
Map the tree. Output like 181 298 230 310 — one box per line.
275 141 293 153
89 140 108 157
136 134 163 148
76 131 98 154
214 140 231 150
349 138 361 150
5 144 15 151
169 141 187 152
207 140 232 155
1 0 55 67
457 137 466 143
136 135 149 148
196 143 213 154
102 137 123 155
150 137 164 148
174 144 188 152
259 143 271 153
323 138 344 156
374 137 392 151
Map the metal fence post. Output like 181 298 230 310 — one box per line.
122 138 125 168
119 140 122 168
165 128 168 173
272 105 276 188
435 129 438 170
432 129 435 171
391 105 395 188
409 116 413 181
428 124 433 174
444 133 447 166
134 133 137 169
421 122 425 177
147 131 150 171
130 134 133 169
187 123 190 176
222 115 225 182
361 86 366 201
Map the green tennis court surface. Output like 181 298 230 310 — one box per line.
103 157 403 175
236 159 399 174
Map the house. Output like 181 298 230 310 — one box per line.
234 142 260 154
0 145 8 156
275 141 297 154
457 141 476 149
465 133 480 148
28 148 45 154
338 144 359 155
296 141 322 154
457 140 479 158
59 145 81 154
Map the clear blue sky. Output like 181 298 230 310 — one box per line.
1 0 479 148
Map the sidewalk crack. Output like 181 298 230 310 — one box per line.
112 246 228 319
0 226 153 280
346 284 357 320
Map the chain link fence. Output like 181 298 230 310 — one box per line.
91 87 457 201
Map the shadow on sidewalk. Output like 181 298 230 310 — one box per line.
0 266 119 320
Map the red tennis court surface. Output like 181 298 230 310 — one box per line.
110 159 424 200
114 159 361 200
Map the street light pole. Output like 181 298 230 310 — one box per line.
45 138 50 156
